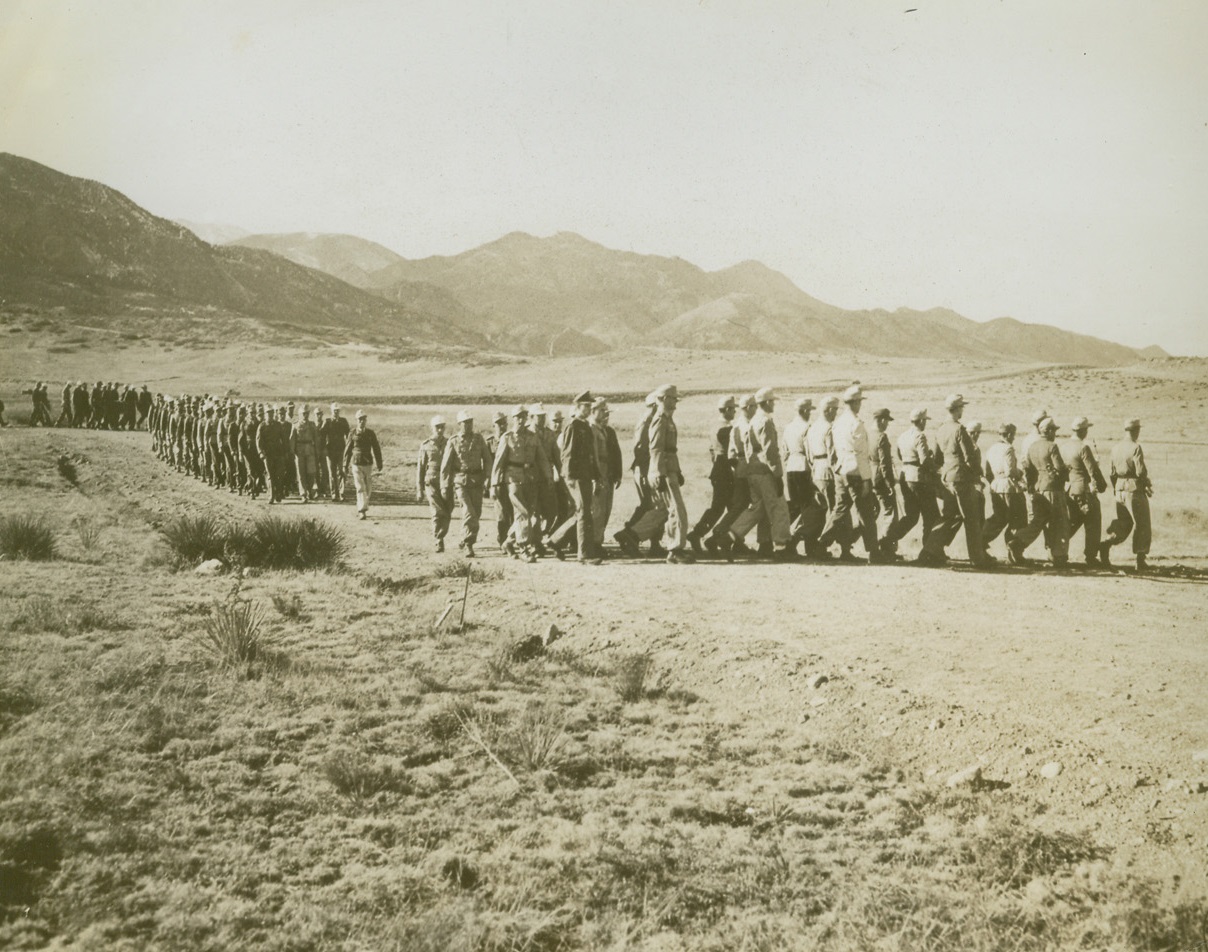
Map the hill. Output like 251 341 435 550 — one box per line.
229 232 406 287
0 154 483 348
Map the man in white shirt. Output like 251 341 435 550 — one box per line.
819 384 884 562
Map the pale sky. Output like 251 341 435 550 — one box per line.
2 0 1206 354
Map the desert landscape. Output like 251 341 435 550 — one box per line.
3 3 1207 944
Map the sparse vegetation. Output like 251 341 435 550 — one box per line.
193 599 276 676
71 514 101 551
322 750 412 803
0 514 57 561
6 595 127 634
160 514 346 570
611 651 654 702
56 453 78 485
270 592 305 620
432 560 503 582
159 513 227 565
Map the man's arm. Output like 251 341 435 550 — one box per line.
648 414 669 479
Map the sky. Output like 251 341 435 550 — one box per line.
2 0 1206 354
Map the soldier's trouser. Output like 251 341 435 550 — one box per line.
821 476 877 554
656 478 689 552
936 481 986 562
1067 492 1102 560
533 479 558 532
625 471 668 543
690 472 732 539
874 483 897 543
326 453 345 500
493 485 514 545
425 483 451 541
455 477 483 545
351 463 374 513
551 478 596 559
717 476 772 548
1104 490 1150 557
225 449 242 491
1013 493 1051 558
591 480 614 546
295 449 318 498
315 452 330 497
56 405 72 427
260 455 277 500
984 493 1025 549
730 473 790 547
1039 491 1069 563
506 479 533 547
787 472 823 546
242 451 262 496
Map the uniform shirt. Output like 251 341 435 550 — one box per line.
322 416 351 458
805 419 835 482
871 431 895 491
831 408 872 481
630 413 654 475
1025 438 1069 493
1109 438 1148 493
291 419 318 454
934 420 978 486
729 414 752 478
441 431 491 484
416 435 447 488
745 408 783 477
1062 437 1107 495
648 409 681 479
710 421 734 479
491 428 549 485
560 416 598 481
344 427 382 468
592 422 624 484
984 441 1022 494
782 417 810 474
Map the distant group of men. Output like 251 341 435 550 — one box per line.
21 380 152 430
417 385 1154 571
148 395 384 519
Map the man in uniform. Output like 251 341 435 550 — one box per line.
241 405 264 500
491 405 549 562
589 398 623 554
324 404 352 502
1101 418 1151 571
257 406 283 502
820 385 882 562
686 396 738 555
344 410 383 520
486 411 513 549
56 381 74 427
932 394 993 568
708 393 767 558
1020 417 1070 567
870 408 898 556
313 406 330 500
614 393 667 558
417 415 451 551
549 392 601 563
983 423 1027 564
136 385 152 429
780 397 816 556
1063 416 1108 566
291 405 321 501
528 404 559 547
725 387 792 559
802 396 842 559
224 404 244 494
441 410 491 556
648 384 694 563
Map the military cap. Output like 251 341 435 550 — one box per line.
330 403 340 412
1039 416 1057 433
1031 408 1049 425
654 384 677 400
1125 417 1141 430
739 394 757 410
718 395 737 410
551 410 564 420
287 400 295 408
944 393 967 410
909 407 929 423
754 387 776 404
355 409 367 419
430 415 446 427
493 410 508 424
821 396 841 411
872 407 893 421
1071 416 1092 431
999 422 1017 437
530 403 547 416
645 392 659 407
456 409 473 423
592 397 609 411
510 405 528 417
795 396 814 411
842 384 864 403
967 420 983 436
574 390 594 405
300 405 311 414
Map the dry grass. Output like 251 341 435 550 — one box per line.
0 514 57 561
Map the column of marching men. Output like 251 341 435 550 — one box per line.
24 380 1152 571
418 385 1154 572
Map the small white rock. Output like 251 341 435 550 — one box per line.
1040 762 1063 779
194 558 226 576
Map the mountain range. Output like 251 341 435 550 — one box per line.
0 153 1163 364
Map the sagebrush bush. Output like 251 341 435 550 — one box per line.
323 750 411 803
160 514 227 565
612 653 654 703
0 515 57 561
195 600 275 674
71 515 101 551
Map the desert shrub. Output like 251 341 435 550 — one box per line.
194 600 275 675
71 515 101 551
506 704 569 772
968 823 1103 888
270 592 304 620
611 652 653 703
237 515 346 570
0 515 57 561
56 454 78 486
323 750 411 803
432 561 502 582
160 514 227 565
0 678 38 734
423 699 476 745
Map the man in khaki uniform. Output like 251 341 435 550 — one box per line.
727 387 793 559
1020 417 1070 566
486 411 512 549
983 423 1027 564
343 410 383 520
803 396 842 559
782 397 818 555
820 385 883 562
708 394 767 558
417 415 451 552
1063 416 1108 566
290 405 320 501
932 394 993 568
615 393 667 557
648 384 694 563
441 410 492 557
687 396 738 555
590 398 623 551
548 392 601 564
1102 418 1151 571
491 406 550 562
870 408 897 556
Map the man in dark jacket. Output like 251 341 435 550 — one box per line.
589 398 623 554
344 410 383 520
548 392 600 563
